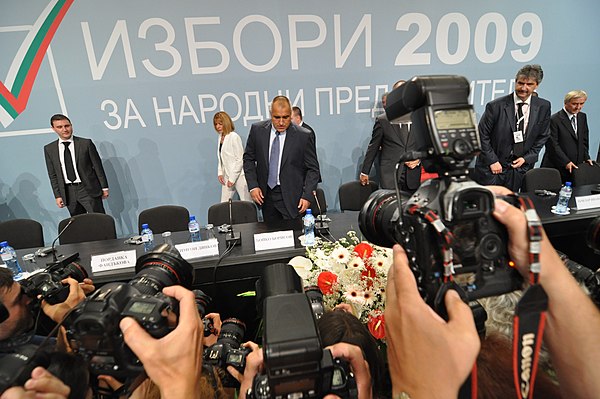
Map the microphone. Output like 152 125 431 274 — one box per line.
225 199 241 246
50 217 75 263
312 190 329 233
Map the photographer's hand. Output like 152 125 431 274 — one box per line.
0 367 70 399
41 278 86 323
491 188 600 398
385 245 480 399
325 343 372 399
230 343 263 399
489 161 503 174
202 312 222 347
80 278 95 295
120 285 203 399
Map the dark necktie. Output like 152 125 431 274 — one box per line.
268 132 281 189
513 102 525 157
63 142 77 183
571 115 577 137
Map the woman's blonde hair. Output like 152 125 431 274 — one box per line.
213 111 235 135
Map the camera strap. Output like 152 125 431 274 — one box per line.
512 195 548 399
407 204 456 280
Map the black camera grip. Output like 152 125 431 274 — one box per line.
433 281 468 321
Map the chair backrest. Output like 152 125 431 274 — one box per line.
58 213 117 244
521 168 562 193
338 181 379 211
572 163 600 186
138 205 190 234
311 187 327 216
207 201 258 226
0 219 44 249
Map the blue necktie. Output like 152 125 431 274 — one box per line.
268 132 281 189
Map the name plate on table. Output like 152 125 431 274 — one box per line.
254 230 295 251
575 194 600 210
175 239 219 260
91 250 137 273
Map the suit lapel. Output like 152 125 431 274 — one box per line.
525 98 539 140
262 122 271 167
503 97 516 133
281 125 294 167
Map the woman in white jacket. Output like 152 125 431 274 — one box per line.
214 111 251 202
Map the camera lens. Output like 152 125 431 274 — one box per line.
131 243 194 296
218 318 246 348
60 262 88 282
359 190 401 247
193 289 211 316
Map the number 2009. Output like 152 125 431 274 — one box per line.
395 12 542 65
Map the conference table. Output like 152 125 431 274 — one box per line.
12 185 600 339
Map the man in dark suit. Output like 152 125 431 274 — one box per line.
44 114 109 216
291 106 315 136
473 65 551 191
541 90 593 183
360 81 421 193
243 96 320 221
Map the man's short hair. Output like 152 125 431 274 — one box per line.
564 90 588 104
292 106 303 120
515 64 544 85
0 267 14 293
50 114 71 127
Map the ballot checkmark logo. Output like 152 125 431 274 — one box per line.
0 0 74 128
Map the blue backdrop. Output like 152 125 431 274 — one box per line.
1 1 599 242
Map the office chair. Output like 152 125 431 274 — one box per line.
572 163 600 186
138 205 190 234
338 181 379 211
521 168 562 193
0 219 44 249
207 200 258 226
58 213 117 244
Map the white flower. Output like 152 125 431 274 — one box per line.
347 255 364 269
288 256 313 281
330 246 351 265
344 284 366 305
370 253 391 274
361 289 376 306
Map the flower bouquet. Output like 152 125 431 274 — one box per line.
289 231 392 340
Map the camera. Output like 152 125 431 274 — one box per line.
20 253 88 305
203 318 251 387
304 286 325 320
247 263 357 399
0 345 50 394
359 76 522 306
64 243 193 378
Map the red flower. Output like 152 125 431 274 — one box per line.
361 265 376 288
353 243 374 260
317 271 338 295
368 314 385 340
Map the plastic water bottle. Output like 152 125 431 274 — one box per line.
303 209 316 246
140 223 154 252
555 181 573 215
0 241 23 279
188 216 201 242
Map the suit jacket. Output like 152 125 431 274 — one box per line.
44 136 108 201
243 121 320 218
541 110 591 182
361 113 420 190
474 93 551 185
217 131 246 183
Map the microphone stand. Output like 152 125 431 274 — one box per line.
225 199 241 246
47 217 79 267
313 190 329 234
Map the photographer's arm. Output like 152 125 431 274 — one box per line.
385 245 480 399
120 286 203 399
228 343 263 399
493 197 600 399
41 278 86 324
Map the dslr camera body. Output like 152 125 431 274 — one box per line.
203 318 252 387
64 244 193 377
360 76 522 305
20 254 88 305
247 263 357 399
